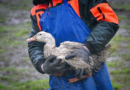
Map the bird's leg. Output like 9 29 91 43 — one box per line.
68 68 92 83
68 74 92 83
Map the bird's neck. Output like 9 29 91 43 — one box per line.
45 38 56 48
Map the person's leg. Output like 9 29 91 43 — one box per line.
49 73 97 90
93 62 113 90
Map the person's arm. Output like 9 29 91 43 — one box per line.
28 13 45 74
28 6 70 75
79 0 119 54
65 0 119 79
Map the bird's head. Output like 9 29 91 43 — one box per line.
26 31 54 43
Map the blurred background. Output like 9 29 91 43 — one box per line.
0 0 130 90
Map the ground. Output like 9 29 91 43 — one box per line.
0 0 130 90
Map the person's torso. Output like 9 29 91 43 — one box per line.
31 0 95 31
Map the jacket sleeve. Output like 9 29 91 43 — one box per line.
79 0 119 54
28 14 45 74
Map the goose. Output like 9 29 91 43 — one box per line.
26 31 110 83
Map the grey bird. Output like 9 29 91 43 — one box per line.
26 31 110 82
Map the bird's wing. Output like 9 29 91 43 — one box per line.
65 57 91 69
60 41 83 49
53 47 74 58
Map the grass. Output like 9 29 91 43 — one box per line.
109 35 123 56
0 79 49 90
110 3 130 10
0 76 11 82
119 54 130 61
13 29 29 37
0 49 5 53
0 85 11 90
108 62 130 89
127 44 130 49
111 78 124 89
110 35 121 45
23 57 30 61
106 62 118 67
108 33 130 89
0 26 9 33
0 1 49 90
4 67 26 72
0 66 48 90
120 25 130 29
0 17 6 23
0 3 6 7
116 4 130 10
111 82 124 89
0 66 26 74
9 6 31 10
0 0 32 10
111 68 130 74
111 34 130 42
15 79 49 90
108 58 130 89
10 41 23 46
117 15 128 21
0 22 31 47
109 34 130 57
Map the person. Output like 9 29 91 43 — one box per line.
28 0 119 90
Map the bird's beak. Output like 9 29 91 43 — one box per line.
26 36 37 42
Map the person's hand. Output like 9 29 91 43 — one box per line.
42 55 70 75
65 46 90 79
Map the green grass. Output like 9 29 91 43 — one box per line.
119 54 130 61
0 0 32 10
120 25 130 29
0 79 49 90
109 66 130 87
108 46 118 57
112 82 124 90
0 67 49 90
110 35 121 46
127 44 130 49
116 4 130 10
0 76 11 82
0 1 47 90
8 3 32 10
13 29 29 37
111 35 130 42
117 15 127 21
0 22 31 47
0 49 5 53
0 3 6 7
0 26 9 33
0 36 22 47
109 35 130 56
0 18 6 23
5 67 17 72
107 62 118 67
110 3 130 10
111 68 130 74
0 67 26 74
0 84 11 90
15 79 49 90
4 67 26 72
10 41 23 46
23 57 30 61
